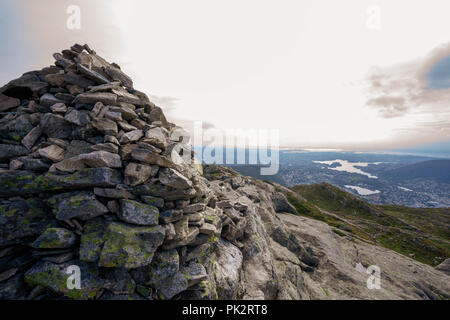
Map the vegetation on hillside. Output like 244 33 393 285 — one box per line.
287 183 450 266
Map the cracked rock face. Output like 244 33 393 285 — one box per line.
2 44 448 301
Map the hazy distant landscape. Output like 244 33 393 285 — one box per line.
221 149 450 208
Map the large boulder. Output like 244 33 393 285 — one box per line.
98 222 165 269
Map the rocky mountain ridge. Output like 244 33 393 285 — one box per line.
0 44 449 300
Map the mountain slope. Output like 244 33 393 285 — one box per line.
288 183 450 267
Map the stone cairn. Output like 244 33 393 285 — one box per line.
0 44 228 300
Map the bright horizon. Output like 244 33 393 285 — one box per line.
1 0 450 151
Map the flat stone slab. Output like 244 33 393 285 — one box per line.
0 168 122 196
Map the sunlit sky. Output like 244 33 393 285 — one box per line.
1 0 450 150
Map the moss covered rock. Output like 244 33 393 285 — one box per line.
99 222 165 269
32 227 77 249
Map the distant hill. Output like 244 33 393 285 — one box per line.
286 183 450 266
382 160 450 183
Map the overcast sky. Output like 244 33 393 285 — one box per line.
1 0 450 150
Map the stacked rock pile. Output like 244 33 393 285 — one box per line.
0 44 236 300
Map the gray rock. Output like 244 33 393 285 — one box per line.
77 63 111 84
162 227 199 250
119 129 143 144
0 198 53 246
93 187 135 199
131 148 174 168
0 73 48 98
0 144 28 162
104 66 134 88
0 168 123 196
183 262 208 287
124 162 156 186
47 191 109 220
38 145 65 162
39 93 63 108
74 92 117 105
159 209 184 224
40 113 73 139
21 125 42 150
50 103 67 114
118 199 159 226
64 109 90 126
18 157 50 171
183 203 206 214
77 151 122 168
99 222 165 268
148 249 179 288
105 111 122 122
144 127 167 149
112 88 143 105
159 168 193 189
140 196 164 208
92 118 118 136
134 183 197 201
24 261 106 299
199 223 217 235
91 142 119 153
0 93 20 112
31 228 77 249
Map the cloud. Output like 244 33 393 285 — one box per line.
365 42 450 119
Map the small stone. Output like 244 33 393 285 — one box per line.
77 63 111 84
49 157 86 172
118 199 159 226
0 268 18 282
187 212 203 222
94 187 135 199
117 120 138 132
119 129 143 144
131 148 174 168
38 145 65 162
183 203 206 214
31 228 77 249
91 143 119 153
105 111 122 122
50 103 67 114
78 151 122 168
21 126 42 149
164 223 176 241
105 135 120 145
40 113 73 139
144 127 168 149
47 191 109 220
9 159 23 170
64 109 89 126
137 141 162 154
159 168 193 189
140 196 164 208
0 93 20 112
44 72 66 87
0 144 29 162
48 138 69 149
92 118 118 136
124 162 156 186
130 118 146 129
107 200 120 214
183 262 207 287
74 91 117 105
199 223 216 235
159 209 184 224
40 93 63 107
